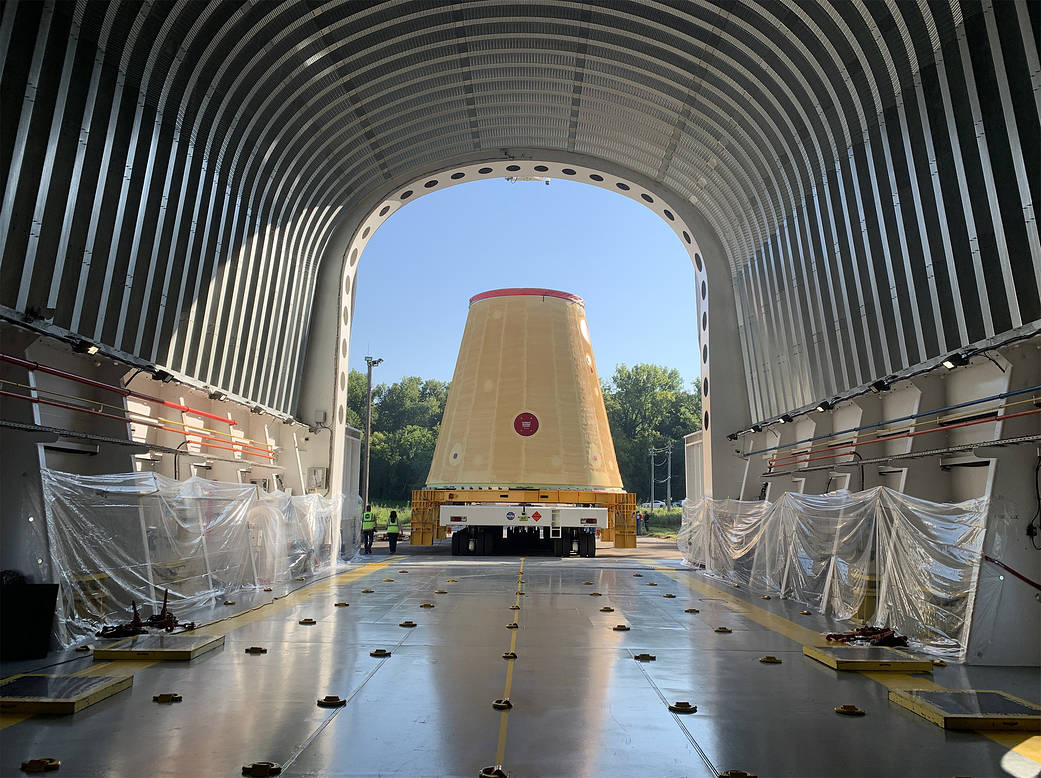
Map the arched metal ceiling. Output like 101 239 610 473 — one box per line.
1 0 1038 422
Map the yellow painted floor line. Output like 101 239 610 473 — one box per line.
494 557 524 767
661 564 1041 766
0 558 396 731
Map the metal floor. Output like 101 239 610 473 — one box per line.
3 542 1039 778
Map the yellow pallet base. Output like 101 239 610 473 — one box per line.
92 633 225 660
888 689 1041 730
0 673 132 714
409 488 636 547
802 644 934 672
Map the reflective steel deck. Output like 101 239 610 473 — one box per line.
3 540 1039 777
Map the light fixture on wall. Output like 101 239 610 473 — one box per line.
941 352 970 370
72 338 100 355
151 368 175 383
815 399 834 412
250 405 264 414
726 432 739 441
870 378 891 393
779 413 793 424
208 389 228 401
751 423 763 433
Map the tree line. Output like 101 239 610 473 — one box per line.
348 363 701 502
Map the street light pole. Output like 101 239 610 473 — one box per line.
362 356 383 508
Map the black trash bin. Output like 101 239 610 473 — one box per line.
1 582 59 660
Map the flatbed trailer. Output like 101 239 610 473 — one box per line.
441 503 607 556
410 488 637 552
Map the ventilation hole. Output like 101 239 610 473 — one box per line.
701 280 707 299
683 231 691 244
478 167 493 174
400 190 413 199
702 344 708 364
616 182 630 191
703 410 709 430
702 377 708 397
506 164 520 172
342 339 348 358
361 226 370 238
534 165 548 172
338 406 345 424
342 306 349 325
424 179 438 188
694 253 704 272
701 311 707 330
344 276 351 295
641 193 654 203
450 171 465 180
379 206 390 217
663 209 674 220
340 372 347 390
349 248 358 266
589 173 604 182
562 168 576 175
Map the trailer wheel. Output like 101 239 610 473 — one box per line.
586 531 596 558
552 538 563 557
451 528 465 555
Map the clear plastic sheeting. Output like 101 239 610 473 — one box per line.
679 488 987 659
38 469 345 647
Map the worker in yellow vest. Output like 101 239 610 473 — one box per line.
386 510 400 553
361 505 375 554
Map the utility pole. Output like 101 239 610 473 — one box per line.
666 444 672 508
362 356 383 508
649 449 654 507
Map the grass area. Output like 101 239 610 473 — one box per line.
641 508 683 540
369 501 412 527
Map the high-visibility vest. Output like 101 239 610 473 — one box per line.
362 512 375 530
387 517 400 534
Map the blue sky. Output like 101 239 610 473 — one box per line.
349 178 700 390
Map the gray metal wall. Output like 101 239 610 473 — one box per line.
1 1 1038 424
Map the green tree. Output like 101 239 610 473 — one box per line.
603 363 702 501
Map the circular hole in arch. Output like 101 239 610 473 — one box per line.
663 209 674 221
589 173 604 182
342 306 349 325
533 165 548 172
505 164 521 172
702 377 708 397
703 410 709 430
340 372 347 390
341 339 348 358
695 253 703 272
701 311 707 330
379 205 391 217
450 171 465 180
683 231 691 244
561 168 576 176
702 344 708 364
423 179 438 188
616 182 631 191
361 226 370 238
400 189 413 199
338 406 345 424
344 276 351 295
701 280 707 299
640 193 654 203
478 167 493 174
349 248 359 266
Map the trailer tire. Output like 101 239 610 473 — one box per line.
552 538 563 557
585 532 596 558
450 529 462 555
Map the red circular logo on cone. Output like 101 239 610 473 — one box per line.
514 413 539 437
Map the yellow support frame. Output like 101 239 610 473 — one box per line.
888 689 1041 731
410 489 637 547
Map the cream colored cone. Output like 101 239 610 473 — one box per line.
427 288 623 490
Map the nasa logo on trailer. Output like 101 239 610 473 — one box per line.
514 412 539 436
506 511 516 521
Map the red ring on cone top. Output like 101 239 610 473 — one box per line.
469 288 584 306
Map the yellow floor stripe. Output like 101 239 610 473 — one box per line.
0 558 397 731
494 557 524 766
662 566 1041 766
